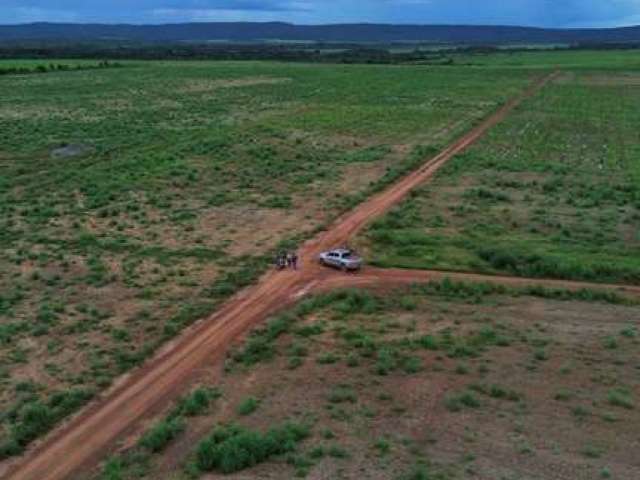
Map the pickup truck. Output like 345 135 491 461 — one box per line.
318 248 363 271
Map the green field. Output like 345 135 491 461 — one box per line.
1 49 639 476
360 69 640 283
0 60 532 458
452 49 640 69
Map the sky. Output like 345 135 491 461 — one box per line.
3 0 640 28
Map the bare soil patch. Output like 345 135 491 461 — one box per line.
109 292 639 480
178 76 291 94
50 143 93 159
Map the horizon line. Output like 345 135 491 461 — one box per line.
1 21 639 31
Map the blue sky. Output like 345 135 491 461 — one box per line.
3 1 640 27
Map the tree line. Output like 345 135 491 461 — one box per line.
0 60 123 76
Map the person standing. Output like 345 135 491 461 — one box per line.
291 251 299 270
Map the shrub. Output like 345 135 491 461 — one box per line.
317 352 340 364
174 387 220 417
603 336 618 349
463 187 510 203
294 322 325 337
402 356 423 374
374 438 391 456
0 439 22 459
309 445 325 459
327 444 349 458
138 417 184 452
237 396 260 416
554 389 572 401
488 385 520 401
608 388 634 409
233 313 296 366
417 334 439 350
620 325 637 338
101 457 124 480
445 391 481 412
402 465 432 480
399 296 418 311
195 422 309 473
374 348 398 375
582 444 603 459
10 403 54 448
534 349 548 361
327 386 357 404
3 387 94 456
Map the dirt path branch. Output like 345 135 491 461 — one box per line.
316 267 640 299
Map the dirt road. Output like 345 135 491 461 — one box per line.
5 72 576 480
316 267 640 298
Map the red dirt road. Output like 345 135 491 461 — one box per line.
317 267 640 298
3 71 583 480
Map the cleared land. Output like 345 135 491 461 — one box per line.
2 69 553 480
91 285 640 480
0 61 532 466
358 70 640 284
1 52 639 480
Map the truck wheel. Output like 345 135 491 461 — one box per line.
341 263 348 272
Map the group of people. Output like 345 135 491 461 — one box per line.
275 251 299 271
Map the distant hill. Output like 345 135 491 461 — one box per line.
1 22 639 45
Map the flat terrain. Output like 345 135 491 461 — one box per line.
2 69 553 480
1 51 639 480
0 61 532 462
89 285 640 480
358 70 640 284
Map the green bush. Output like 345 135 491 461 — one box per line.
327 444 349 458
608 388 634 410
195 422 310 473
402 356 423 374
233 313 297 366
101 457 124 480
445 391 481 412
417 334 439 350
138 417 184 452
174 387 220 417
1 388 94 458
237 396 260 416
477 246 640 284
374 348 398 375
327 386 357 404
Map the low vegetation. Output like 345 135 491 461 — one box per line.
0 60 530 457
92 281 640 479
194 422 310 474
359 70 640 284
98 386 220 479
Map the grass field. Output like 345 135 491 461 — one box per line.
452 49 640 70
359 70 640 283
93 285 639 480
2 48 639 478
0 60 533 458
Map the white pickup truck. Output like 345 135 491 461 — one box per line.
318 248 363 271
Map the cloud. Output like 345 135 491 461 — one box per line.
149 1 312 22
3 6 80 23
2 0 640 27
